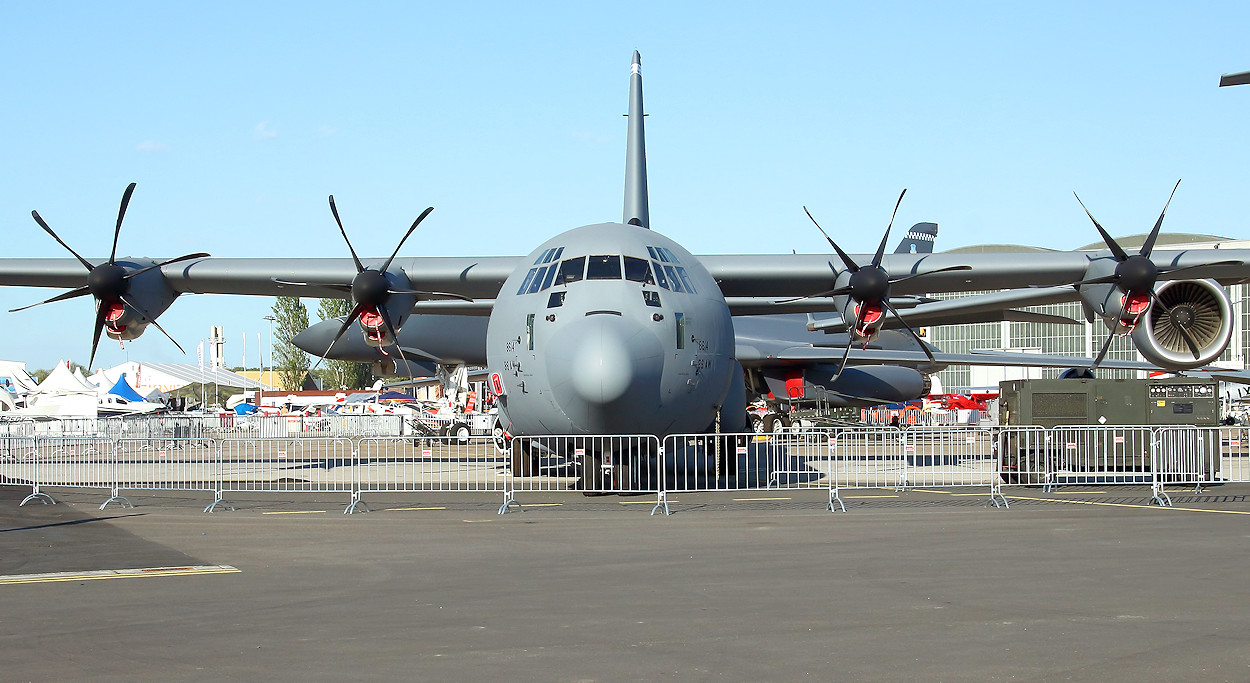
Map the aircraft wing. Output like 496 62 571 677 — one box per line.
702 250 1250 300
0 256 519 301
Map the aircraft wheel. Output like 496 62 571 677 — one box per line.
492 422 510 455
762 413 791 433
448 421 470 444
749 413 763 433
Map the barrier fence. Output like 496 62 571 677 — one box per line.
2 426 1248 515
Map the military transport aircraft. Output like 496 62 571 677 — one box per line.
4 52 1250 441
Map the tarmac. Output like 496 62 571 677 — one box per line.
2 483 1248 681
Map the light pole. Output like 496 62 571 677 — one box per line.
263 315 276 386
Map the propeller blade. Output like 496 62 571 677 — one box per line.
827 333 856 386
123 252 212 280
328 195 365 273
1073 192 1129 262
111 182 137 264
775 284 854 305
9 286 92 313
381 206 434 273
1156 260 1241 280
376 305 411 374
804 206 859 273
88 300 109 371
1140 179 1181 258
1089 329 1117 370
886 264 973 287
386 288 474 302
31 210 94 271
323 302 369 359
146 316 187 355
872 189 907 267
882 299 935 366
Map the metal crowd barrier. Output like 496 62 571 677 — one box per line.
3 426 1249 514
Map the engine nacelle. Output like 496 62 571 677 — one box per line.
105 263 180 341
1131 279 1232 370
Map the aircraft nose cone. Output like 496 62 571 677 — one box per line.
546 313 663 433
569 322 635 405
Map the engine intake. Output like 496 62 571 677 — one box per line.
1131 279 1232 370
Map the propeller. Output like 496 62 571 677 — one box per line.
786 190 970 379
300 195 471 368
11 183 208 369
1071 180 1238 369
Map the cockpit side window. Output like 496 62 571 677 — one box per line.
586 255 622 280
651 261 669 289
663 264 684 292
623 256 654 284
526 265 550 294
516 267 540 295
555 256 586 285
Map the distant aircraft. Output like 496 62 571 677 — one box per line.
3 52 1250 443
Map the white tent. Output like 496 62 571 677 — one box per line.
14 361 100 417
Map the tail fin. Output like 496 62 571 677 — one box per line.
622 51 650 229
894 222 938 254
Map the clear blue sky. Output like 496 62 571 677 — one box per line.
2 1 1248 371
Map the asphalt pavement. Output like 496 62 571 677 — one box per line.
2 484 1248 681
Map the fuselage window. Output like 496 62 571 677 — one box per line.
586 255 622 280
556 256 586 285
675 266 697 294
548 291 565 308
526 266 549 294
643 290 661 307
623 256 654 284
675 312 686 349
516 267 539 295
651 261 669 289
663 265 684 292
526 313 535 350
539 264 559 291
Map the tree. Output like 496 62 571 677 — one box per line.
272 297 310 391
315 298 374 390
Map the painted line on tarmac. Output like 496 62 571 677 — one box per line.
844 495 899 499
384 507 447 511
520 503 563 507
911 489 950 494
1006 495 1250 515
733 497 792 501
262 510 326 515
0 565 239 586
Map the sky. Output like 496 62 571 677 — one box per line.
2 1 1249 371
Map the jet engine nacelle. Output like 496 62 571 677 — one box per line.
103 264 180 342
1129 279 1233 370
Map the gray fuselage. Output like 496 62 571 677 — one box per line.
487 222 734 437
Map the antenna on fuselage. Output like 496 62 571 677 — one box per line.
623 50 650 229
